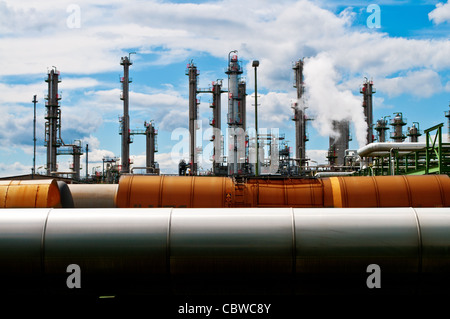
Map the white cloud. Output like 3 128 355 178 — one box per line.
377 69 443 98
446 81 450 92
306 149 328 165
429 1 450 24
0 162 31 177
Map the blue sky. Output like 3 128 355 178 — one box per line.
0 0 449 177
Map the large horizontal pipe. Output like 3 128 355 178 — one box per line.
115 175 450 208
0 179 62 208
67 184 118 208
2 174 450 209
357 142 450 158
1 207 449 295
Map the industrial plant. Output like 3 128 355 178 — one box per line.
1 51 450 298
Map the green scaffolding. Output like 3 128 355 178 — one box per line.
356 123 450 176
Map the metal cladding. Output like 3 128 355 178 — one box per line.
0 179 62 208
67 184 118 208
115 174 450 209
1 207 450 295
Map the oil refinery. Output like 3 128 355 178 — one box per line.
1 51 450 301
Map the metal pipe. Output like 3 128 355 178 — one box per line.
0 179 62 208
357 142 430 158
32 95 37 177
1 207 449 295
67 184 118 208
114 174 450 209
253 60 259 176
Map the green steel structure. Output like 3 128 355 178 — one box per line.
356 123 450 176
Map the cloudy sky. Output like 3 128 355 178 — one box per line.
0 0 449 177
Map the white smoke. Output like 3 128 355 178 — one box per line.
303 52 367 148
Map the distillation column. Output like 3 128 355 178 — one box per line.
211 80 223 174
375 117 389 142
390 112 407 142
293 59 307 168
187 62 199 175
361 78 375 145
407 122 421 143
72 143 83 180
145 121 158 173
45 68 62 176
226 52 245 175
328 120 350 166
120 56 132 174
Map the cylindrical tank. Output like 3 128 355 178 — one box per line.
390 112 406 142
114 175 450 209
0 179 62 208
1 207 449 295
375 117 389 142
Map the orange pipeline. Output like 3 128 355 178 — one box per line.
0 179 62 208
115 174 450 208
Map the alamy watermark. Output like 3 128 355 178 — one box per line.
367 4 381 29
170 122 280 173
366 263 381 288
66 263 81 289
66 4 81 29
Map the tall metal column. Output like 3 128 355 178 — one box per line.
32 95 37 177
375 117 389 142
211 80 223 174
226 51 244 176
44 68 62 176
238 80 246 133
186 61 199 175
361 78 375 145
293 59 306 168
145 121 158 173
328 120 349 166
72 142 82 181
252 60 259 176
120 55 133 174
85 144 89 180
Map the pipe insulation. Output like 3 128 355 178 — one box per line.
1 207 449 295
67 184 118 208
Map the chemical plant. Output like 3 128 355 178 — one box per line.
1 51 450 298
7 52 449 182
